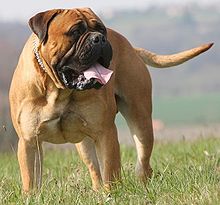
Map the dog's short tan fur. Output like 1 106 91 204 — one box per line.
9 8 212 192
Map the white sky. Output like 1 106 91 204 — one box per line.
0 0 218 22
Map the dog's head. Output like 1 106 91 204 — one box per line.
29 8 113 90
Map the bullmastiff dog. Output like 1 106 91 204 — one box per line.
9 8 213 192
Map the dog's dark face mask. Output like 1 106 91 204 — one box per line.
29 8 113 90
57 30 113 90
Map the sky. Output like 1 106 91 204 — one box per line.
0 0 218 22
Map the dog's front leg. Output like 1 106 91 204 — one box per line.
17 137 43 193
95 124 121 190
75 137 102 191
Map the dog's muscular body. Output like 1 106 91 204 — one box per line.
9 8 213 192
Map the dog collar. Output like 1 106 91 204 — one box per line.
33 39 47 73
32 37 65 89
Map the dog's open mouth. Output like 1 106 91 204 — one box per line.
58 63 113 90
57 32 113 90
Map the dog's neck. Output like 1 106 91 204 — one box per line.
33 38 47 73
32 36 65 89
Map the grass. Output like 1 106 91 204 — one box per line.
0 138 220 204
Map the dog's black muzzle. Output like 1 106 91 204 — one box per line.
57 32 113 90
78 32 112 69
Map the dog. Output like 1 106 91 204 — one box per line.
9 8 213 192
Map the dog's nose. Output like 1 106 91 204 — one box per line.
91 33 106 45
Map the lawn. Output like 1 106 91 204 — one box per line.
0 138 220 204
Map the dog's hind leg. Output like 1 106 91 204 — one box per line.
116 62 154 181
131 119 154 181
75 137 102 191
119 101 154 181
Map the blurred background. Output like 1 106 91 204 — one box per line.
0 0 219 151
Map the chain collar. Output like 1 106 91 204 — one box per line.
33 39 47 73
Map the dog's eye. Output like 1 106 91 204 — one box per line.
99 27 107 35
69 29 81 38
66 22 87 40
95 24 106 35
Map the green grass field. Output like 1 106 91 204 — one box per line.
153 93 220 125
0 138 220 204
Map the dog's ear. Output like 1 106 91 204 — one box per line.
29 9 61 44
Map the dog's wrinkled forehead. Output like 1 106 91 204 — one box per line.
52 8 104 29
29 8 105 44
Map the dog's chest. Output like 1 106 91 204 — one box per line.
37 94 105 144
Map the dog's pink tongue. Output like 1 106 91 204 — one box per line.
83 63 113 85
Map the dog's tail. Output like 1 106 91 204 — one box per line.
135 43 213 68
